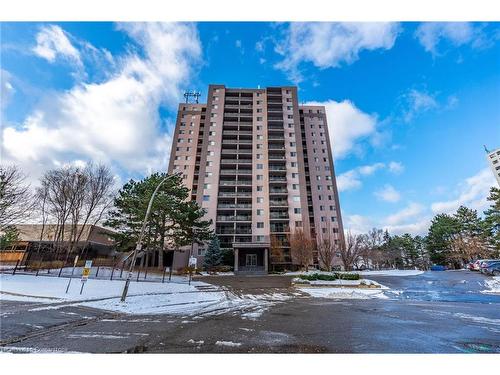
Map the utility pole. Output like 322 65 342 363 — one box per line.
120 175 171 302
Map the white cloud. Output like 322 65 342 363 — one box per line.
415 22 486 56
386 202 425 226
305 100 378 159
375 184 401 203
1 69 15 109
431 168 496 214
383 218 431 236
388 161 404 174
2 23 201 183
337 161 404 192
274 22 400 83
337 170 362 192
345 214 374 235
358 162 385 176
32 25 82 66
402 89 439 122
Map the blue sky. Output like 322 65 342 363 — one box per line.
1 22 499 234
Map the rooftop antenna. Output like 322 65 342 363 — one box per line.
484 145 490 154
184 90 201 104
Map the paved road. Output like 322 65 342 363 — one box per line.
1 270 499 353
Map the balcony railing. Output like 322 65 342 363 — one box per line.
269 177 287 182
218 192 252 198
270 200 288 206
269 189 288 194
217 215 252 222
219 180 252 186
270 213 289 220
269 166 286 171
218 203 252 209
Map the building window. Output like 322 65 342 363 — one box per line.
292 173 298 178
331 216 336 222
257 144 263 149
257 164 263 169
295 221 303 227
290 142 296 147
257 197 264 203
257 185 263 192
206 161 213 167
294 208 301 214
290 152 297 157
320 205 325 211
257 209 264 215
205 172 213 178
257 175 263 180
256 154 263 159
209 131 216 136
203 183 211 189
291 162 297 167
209 141 215 145
292 184 298 190
256 235 264 242
203 195 210 201
198 248 206 256
257 222 264 229
293 196 300 202
257 117 263 121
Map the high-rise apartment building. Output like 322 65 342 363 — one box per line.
485 146 500 187
168 85 344 274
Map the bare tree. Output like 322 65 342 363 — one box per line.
270 235 285 268
0 165 34 231
290 228 314 272
360 228 385 269
317 221 341 272
340 231 364 271
37 163 115 266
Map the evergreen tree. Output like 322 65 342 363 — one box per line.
203 236 222 271
426 213 460 265
483 187 500 257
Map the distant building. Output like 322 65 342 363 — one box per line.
0 224 116 264
168 84 345 273
485 146 500 187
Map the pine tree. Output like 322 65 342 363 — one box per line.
203 236 222 272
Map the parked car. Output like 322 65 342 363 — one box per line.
479 260 500 274
466 262 475 271
483 262 500 276
431 265 447 271
471 259 485 271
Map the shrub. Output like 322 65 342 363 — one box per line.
335 272 360 280
298 273 338 281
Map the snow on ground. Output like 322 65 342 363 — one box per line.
298 286 389 300
0 274 200 302
482 276 500 294
359 270 424 277
286 269 424 277
0 274 293 317
215 340 242 347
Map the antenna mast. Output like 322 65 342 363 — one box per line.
183 90 201 104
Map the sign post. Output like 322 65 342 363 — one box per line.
188 257 197 285
80 260 92 295
65 255 79 294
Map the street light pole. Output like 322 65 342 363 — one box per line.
120 175 170 302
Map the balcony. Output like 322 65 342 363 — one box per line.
268 136 285 141
217 215 252 222
218 203 252 209
218 192 252 198
270 200 288 207
269 176 287 182
269 188 288 194
270 213 289 220
219 180 252 186
269 166 286 171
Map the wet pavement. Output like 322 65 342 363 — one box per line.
1 270 499 353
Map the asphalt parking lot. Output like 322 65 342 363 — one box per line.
1 270 499 353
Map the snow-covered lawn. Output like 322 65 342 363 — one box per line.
0 274 292 317
482 276 500 294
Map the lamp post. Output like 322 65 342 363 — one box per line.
120 175 170 302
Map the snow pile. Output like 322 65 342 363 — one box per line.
482 276 500 294
298 286 389 300
359 270 424 277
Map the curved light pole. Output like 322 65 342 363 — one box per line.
121 175 171 302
